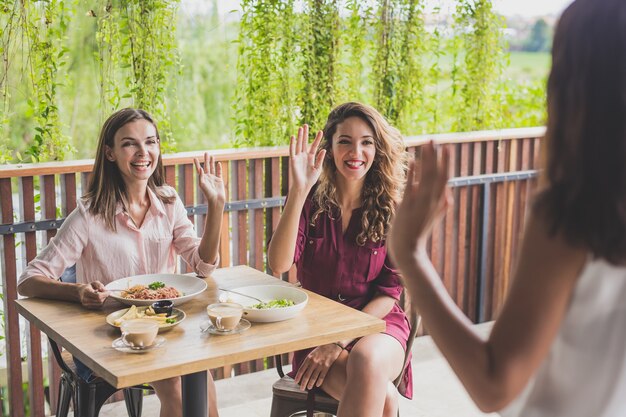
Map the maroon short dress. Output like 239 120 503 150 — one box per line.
289 197 413 399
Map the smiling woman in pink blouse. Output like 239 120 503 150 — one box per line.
17 108 224 417
267 102 411 417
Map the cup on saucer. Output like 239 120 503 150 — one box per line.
206 302 243 332
120 319 159 349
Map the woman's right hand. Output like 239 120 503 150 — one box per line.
295 343 344 390
389 141 451 268
77 281 109 309
289 124 326 193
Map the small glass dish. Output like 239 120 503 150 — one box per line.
151 300 174 316
112 336 166 353
200 319 251 335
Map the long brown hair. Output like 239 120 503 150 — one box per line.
536 0 626 263
82 108 174 231
312 102 407 245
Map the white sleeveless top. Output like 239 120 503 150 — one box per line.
501 256 626 417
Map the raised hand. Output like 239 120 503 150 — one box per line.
194 152 226 205
289 124 326 193
389 141 452 267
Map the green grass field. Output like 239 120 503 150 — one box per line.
505 51 551 81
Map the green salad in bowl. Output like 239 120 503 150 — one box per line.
223 285 308 322
251 299 296 309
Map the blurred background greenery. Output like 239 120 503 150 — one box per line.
0 0 551 163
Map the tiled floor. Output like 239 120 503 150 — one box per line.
73 323 497 417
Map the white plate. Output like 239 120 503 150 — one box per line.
220 285 308 323
106 307 186 332
105 273 207 306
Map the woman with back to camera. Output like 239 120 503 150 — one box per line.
18 108 224 417
267 102 412 417
389 0 626 415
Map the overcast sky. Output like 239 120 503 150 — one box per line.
195 0 575 18
493 0 573 17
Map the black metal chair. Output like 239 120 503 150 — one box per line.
49 338 146 417
269 311 420 417
52 265 148 417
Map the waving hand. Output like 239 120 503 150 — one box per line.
194 153 226 205
289 124 326 193
389 141 452 266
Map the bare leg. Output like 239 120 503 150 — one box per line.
151 372 220 417
334 333 404 417
208 371 219 417
383 381 399 417
151 377 182 417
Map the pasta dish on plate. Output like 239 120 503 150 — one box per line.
121 281 182 300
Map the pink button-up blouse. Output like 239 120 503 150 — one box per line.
19 186 217 286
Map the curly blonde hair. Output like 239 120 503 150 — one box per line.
311 102 408 245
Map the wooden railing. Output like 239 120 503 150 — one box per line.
0 127 544 416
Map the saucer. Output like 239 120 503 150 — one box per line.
200 319 251 335
112 336 166 353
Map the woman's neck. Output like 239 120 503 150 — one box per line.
336 177 363 211
123 181 150 208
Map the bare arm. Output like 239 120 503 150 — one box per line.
267 188 309 273
16 206 109 309
194 153 226 264
267 125 326 273
18 275 109 310
389 142 586 411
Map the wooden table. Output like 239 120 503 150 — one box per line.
15 265 385 417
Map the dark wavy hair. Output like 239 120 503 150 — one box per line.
536 0 626 263
312 102 408 245
82 108 174 231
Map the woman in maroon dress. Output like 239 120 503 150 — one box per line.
268 102 411 417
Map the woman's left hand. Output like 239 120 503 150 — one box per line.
194 152 226 204
294 344 344 390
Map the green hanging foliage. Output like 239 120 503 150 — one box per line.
277 1 299 140
393 0 426 131
372 0 397 122
419 4 445 134
451 0 507 131
372 0 426 130
95 1 123 116
0 0 17 163
120 0 180 148
235 0 297 146
93 0 180 150
300 0 340 131
20 0 75 162
0 0 545 161
336 0 371 104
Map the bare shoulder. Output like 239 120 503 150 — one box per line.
520 209 587 279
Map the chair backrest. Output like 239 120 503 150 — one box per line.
48 338 74 375
60 264 77 283
51 266 78 372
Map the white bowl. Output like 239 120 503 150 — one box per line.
105 273 207 306
221 285 308 323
